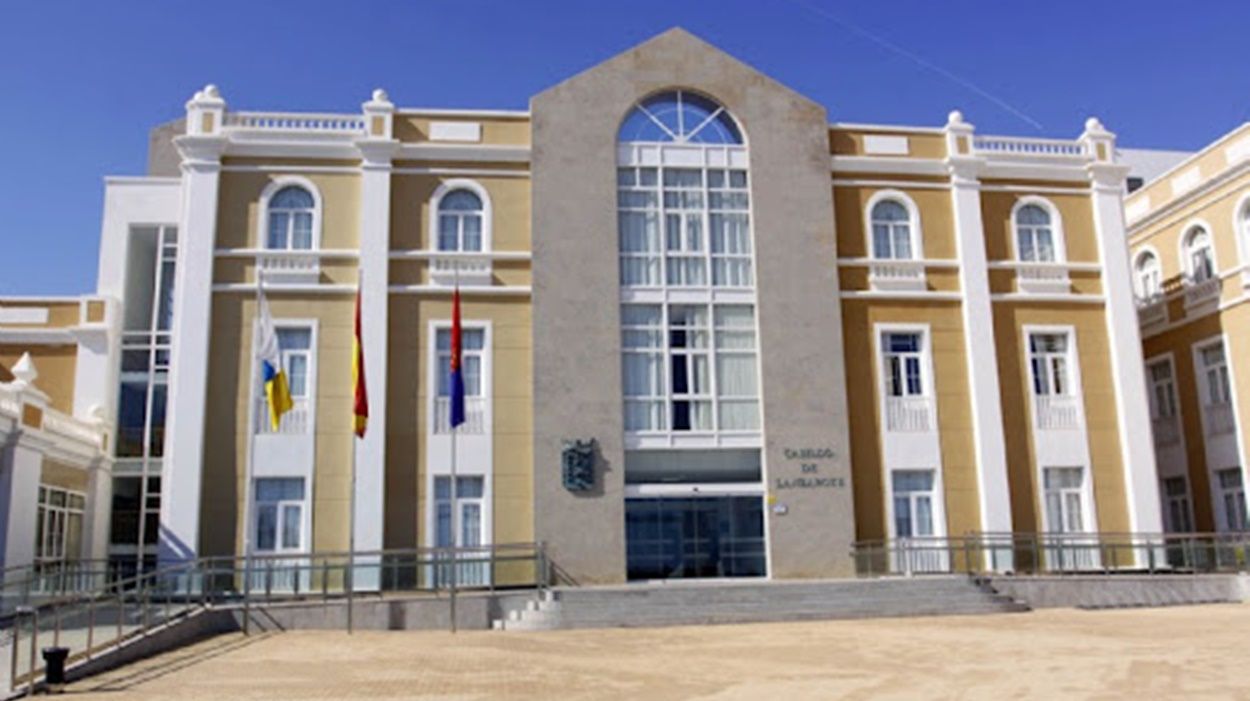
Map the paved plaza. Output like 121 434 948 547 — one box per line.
65 604 1250 699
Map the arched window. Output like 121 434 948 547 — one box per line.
1184 226 1215 282
436 189 484 252
618 90 743 145
1014 203 1057 263
1238 200 1250 269
1134 250 1161 300
870 199 915 260
266 186 315 250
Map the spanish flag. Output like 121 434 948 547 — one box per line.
257 289 293 431
352 286 368 438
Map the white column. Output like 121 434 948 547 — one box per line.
352 90 397 588
1082 117 1164 537
944 111 1015 549
159 85 227 563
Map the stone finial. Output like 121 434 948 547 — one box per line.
372 88 389 103
946 110 965 127
10 352 37 386
1085 116 1103 132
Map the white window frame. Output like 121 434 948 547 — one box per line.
864 190 924 261
1179 220 1217 283
1215 467 1248 532
36 485 86 564
251 477 309 555
1160 475 1194 533
250 318 319 435
432 475 487 549
1233 193 1250 285
1132 246 1163 301
885 468 946 539
1025 326 1080 398
1010 196 1067 264
876 326 932 399
426 319 492 436
1194 337 1233 408
258 177 323 252
1040 465 1097 535
1146 355 1180 422
429 179 493 253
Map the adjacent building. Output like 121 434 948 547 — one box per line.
0 29 1167 585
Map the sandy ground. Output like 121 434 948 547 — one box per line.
62 604 1250 700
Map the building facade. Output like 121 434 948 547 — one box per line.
1 29 1166 584
1127 122 1250 535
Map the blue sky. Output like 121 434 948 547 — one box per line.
2 0 1247 295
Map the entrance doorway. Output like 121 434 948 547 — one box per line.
625 496 765 580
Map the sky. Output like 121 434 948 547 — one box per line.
1 0 1248 296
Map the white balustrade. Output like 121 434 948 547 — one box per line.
1035 394 1081 430
1016 264 1071 294
1204 402 1236 437
973 136 1086 158
258 253 320 282
1152 416 1181 447
224 112 365 134
1184 277 1221 308
885 396 934 432
42 409 105 448
434 396 486 434
0 384 19 417
868 260 926 292
430 255 493 287
1137 299 1167 326
256 398 310 435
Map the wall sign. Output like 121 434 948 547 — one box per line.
561 438 597 492
775 446 846 490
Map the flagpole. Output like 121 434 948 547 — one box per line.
348 268 361 635
449 265 459 634
242 269 263 636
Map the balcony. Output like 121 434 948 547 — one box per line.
885 396 935 432
1184 276 1221 309
258 251 320 285
972 135 1086 159
868 260 926 292
1137 298 1167 327
1034 394 1081 430
430 255 493 287
1204 402 1236 437
434 396 486 434
255 398 311 435
1152 415 1181 447
1016 264 1071 295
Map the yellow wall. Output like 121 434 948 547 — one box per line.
834 185 957 260
394 115 531 146
829 129 947 159
216 169 362 250
0 344 77 414
981 192 1098 264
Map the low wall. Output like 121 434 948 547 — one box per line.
985 574 1248 609
230 591 533 632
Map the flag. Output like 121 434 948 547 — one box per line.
449 285 466 429
352 287 368 438
257 289 293 431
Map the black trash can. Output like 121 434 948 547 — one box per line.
42 647 69 692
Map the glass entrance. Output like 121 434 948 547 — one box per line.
625 496 765 580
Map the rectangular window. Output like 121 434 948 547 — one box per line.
1161 476 1193 533
622 306 667 431
36 486 86 564
1148 360 1178 420
276 328 312 398
882 332 925 398
1029 333 1071 396
1217 468 1247 532
254 477 305 553
1043 466 1088 534
435 328 485 397
1200 343 1232 406
434 476 485 548
891 470 936 538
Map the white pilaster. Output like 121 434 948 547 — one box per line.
944 111 1015 547
159 85 227 563
1082 117 1164 537
352 90 397 588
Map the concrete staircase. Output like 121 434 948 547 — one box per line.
494 576 1028 631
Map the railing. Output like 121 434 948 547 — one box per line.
1184 276 1221 307
430 255 493 286
1034 394 1081 430
1137 298 1167 326
224 111 365 134
885 396 934 432
868 260 926 291
1204 402 1236 437
1152 415 1182 447
0 385 18 416
433 396 487 434
255 398 310 435
972 136 1087 158
853 532 1250 578
258 253 320 280
3 543 550 695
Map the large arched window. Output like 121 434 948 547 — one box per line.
1134 250 1162 300
265 185 316 251
617 90 759 437
1013 201 1060 263
1184 225 1215 282
436 189 484 252
868 196 921 260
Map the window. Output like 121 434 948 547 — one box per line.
1200 343 1231 406
882 332 924 397
253 478 305 552
891 470 936 538
1126 176 1145 193
1015 203 1057 262
436 189 484 252
1161 477 1193 533
266 186 315 251
1043 467 1088 534
36 486 85 564
618 90 743 145
436 328 485 398
1184 226 1215 282
434 476 484 548
1134 251 1162 300
1148 360 1179 420
277 328 312 399
871 200 915 260
1029 333 1071 396
1217 468 1248 532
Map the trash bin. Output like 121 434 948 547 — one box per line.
42 647 70 692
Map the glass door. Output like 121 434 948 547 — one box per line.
252 478 307 592
433 476 488 587
626 496 765 580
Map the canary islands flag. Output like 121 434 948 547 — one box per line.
352 286 369 438
257 289 293 431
